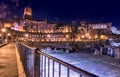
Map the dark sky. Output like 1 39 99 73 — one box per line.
0 0 120 27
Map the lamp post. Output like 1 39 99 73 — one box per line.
2 28 6 33
1 28 6 43
7 33 11 43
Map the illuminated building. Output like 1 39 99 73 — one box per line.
88 23 112 34
1 7 115 42
23 7 32 20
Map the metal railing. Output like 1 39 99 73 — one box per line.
0 43 6 47
16 42 98 77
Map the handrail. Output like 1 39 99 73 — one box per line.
21 43 36 50
37 50 98 77
0 43 6 47
17 42 98 77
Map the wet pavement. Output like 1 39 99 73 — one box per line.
0 43 18 77
41 49 120 77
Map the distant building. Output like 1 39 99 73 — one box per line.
88 23 112 34
4 22 12 28
11 22 25 32
23 7 32 20
14 7 115 42
20 19 57 33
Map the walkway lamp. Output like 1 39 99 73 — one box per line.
7 33 11 43
100 35 104 39
1 28 7 43
1 28 6 33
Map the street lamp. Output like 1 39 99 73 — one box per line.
100 35 104 39
1 28 6 33
1 28 7 43
7 33 11 43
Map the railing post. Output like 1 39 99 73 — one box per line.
34 48 40 77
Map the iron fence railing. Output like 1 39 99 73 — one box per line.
0 43 6 47
16 42 98 77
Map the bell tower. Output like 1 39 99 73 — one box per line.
23 7 32 20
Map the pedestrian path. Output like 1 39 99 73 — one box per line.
0 43 18 77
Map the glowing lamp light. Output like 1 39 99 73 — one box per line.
7 33 11 36
105 36 108 40
42 39 44 42
25 34 29 37
32 39 35 42
81 35 85 39
27 12 32 15
1 28 6 33
100 35 105 39
47 34 50 38
66 35 69 38
94 35 98 39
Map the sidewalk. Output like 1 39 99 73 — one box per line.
0 43 18 77
0 43 25 77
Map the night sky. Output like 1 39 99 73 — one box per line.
0 0 120 27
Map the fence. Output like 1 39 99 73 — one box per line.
16 42 98 77
0 43 6 47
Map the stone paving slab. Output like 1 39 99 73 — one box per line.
0 43 18 77
41 49 120 77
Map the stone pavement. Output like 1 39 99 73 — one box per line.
42 49 120 77
0 43 18 77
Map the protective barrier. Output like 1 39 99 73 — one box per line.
16 42 98 77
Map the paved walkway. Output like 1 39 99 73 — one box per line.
0 43 18 77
